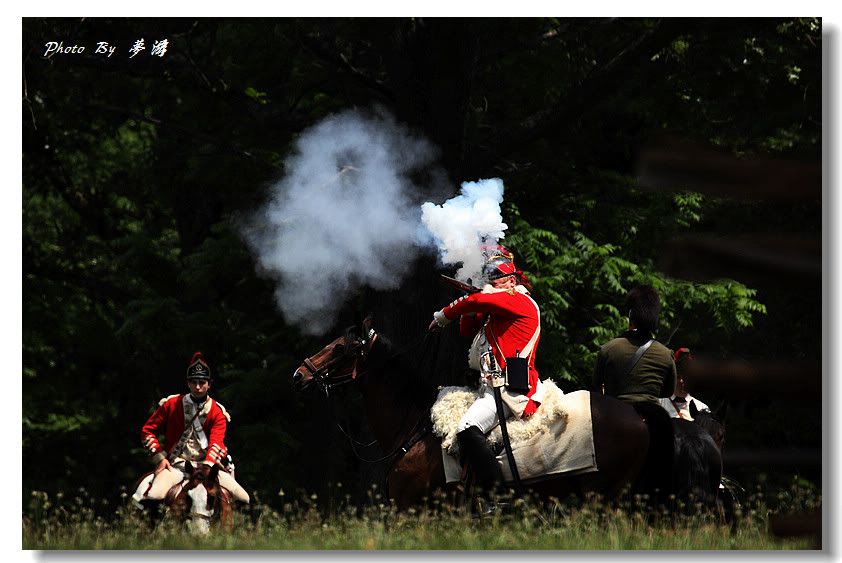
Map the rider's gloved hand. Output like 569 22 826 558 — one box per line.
154 458 171 475
429 310 450 332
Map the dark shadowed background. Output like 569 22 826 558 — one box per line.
22 17 822 511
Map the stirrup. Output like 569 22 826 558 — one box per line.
472 498 510 518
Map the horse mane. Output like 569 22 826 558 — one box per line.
691 410 726 450
369 333 440 411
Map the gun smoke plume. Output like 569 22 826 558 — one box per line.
420 178 508 283
244 110 508 335
244 110 440 335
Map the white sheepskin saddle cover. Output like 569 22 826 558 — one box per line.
431 382 598 484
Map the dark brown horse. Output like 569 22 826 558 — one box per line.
292 317 651 510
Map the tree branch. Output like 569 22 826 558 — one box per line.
476 19 685 171
293 26 398 104
84 102 281 170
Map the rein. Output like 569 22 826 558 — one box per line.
305 328 440 465
190 512 213 521
306 329 379 395
337 411 431 465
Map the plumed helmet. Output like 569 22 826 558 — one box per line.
480 244 514 262
673 347 692 363
673 347 693 373
186 351 211 380
483 255 518 281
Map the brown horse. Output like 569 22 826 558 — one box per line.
293 317 651 510
134 462 234 533
170 462 235 534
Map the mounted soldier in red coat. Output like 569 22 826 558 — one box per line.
131 352 249 509
429 247 543 502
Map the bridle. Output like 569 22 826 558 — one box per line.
301 327 379 395
296 328 438 466
181 477 216 521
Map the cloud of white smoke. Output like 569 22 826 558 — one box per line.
420 178 508 283
243 110 439 335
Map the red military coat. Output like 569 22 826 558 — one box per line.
439 285 542 416
140 394 230 465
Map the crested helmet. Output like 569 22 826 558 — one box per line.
186 351 211 381
483 255 518 281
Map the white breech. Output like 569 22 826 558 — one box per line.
217 469 250 503
456 391 513 435
131 465 250 507
131 467 186 507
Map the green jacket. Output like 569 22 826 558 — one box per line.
592 329 676 403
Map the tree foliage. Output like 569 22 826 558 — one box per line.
22 17 821 505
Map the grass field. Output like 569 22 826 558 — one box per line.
23 484 820 550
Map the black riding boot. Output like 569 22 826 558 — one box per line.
457 426 504 499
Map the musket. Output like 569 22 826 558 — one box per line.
439 274 481 294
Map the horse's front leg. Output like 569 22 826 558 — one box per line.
388 436 446 510
212 488 234 530
218 498 234 530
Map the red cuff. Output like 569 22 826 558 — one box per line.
206 443 227 464
522 400 537 418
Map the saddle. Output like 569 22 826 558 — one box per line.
431 382 598 484
165 480 184 504
134 468 234 505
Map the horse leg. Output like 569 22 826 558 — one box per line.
387 436 446 510
218 497 233 530
137 499 163 530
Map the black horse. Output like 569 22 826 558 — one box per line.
671 402 726 512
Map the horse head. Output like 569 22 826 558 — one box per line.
292 315 378 393
176 461 222 535
690 401 726 451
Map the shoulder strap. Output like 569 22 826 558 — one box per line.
670 398 685 419
624 339 654 379
518 293 541 360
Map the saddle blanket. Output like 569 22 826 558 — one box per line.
431 382 598 484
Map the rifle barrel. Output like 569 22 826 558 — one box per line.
439 274 481 294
